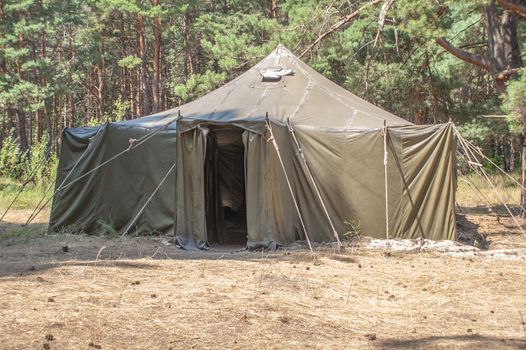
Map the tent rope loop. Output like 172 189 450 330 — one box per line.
128 138 138 151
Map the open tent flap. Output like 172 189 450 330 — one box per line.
174 122 298 250
175 125 208 250
49 123 177 235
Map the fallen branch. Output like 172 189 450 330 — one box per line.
299 0 382 58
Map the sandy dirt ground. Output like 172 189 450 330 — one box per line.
1 210 526 350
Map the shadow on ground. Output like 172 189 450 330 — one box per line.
377 334 526 350
0 222 335 278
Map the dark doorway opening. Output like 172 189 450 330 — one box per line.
204 125 247 245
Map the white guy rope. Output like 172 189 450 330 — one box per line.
463 134 526 192
265 114 314 253
452 123 525 235
286 119 342 248
26 113 181 227
120 162 176 238
457 166 499 216
478 166 525 235
24 124 106 226
1 143 53 222
383 120 390 240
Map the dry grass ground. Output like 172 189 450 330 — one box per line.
1 207 526 350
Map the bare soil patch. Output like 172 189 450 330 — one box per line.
0 210 525 349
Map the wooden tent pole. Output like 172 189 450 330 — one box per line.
265 113 313 253
383 120 390 240
286 118 342 248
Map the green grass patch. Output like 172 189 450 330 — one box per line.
0 177 51 211
0 224 49 246
457 171 521 210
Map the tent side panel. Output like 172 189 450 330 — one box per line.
342 130 403 238
258 126 298 244
49 126 108 233
50 125 177 235
396 124 456 240
140 129 178 235
292 127 346 241
98 125 177 235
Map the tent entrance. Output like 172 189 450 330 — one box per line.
205 125 247 245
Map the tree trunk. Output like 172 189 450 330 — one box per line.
484 1 524 215
151 0 162 113
15 30 29 154
95 63 104 120
136 12 150 116
183 12 193 80
16 109 29 153
39 24 53 148
52 95 58 152
485 0 524 92
268 0 278 19
0 1 5 150
504 136 511 172
510 136 516 172
42 96 52 149
521 133 526 218
119 11 129 118
0 109 6 150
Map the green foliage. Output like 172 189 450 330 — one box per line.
343 219 362 240
457 120 494 144
172 71 227 102
0 0 524 186
96 218 120 238
503 70 526 134
0 135 57 186
0 177 50 210
109 99 131 122
118 55 142 69
0 135 24 179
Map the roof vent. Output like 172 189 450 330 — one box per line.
259 67 293 82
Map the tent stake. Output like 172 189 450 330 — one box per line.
383 120 390 240
265 113 313 253
286 118 342 248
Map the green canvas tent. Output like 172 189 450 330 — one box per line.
50 45 456 249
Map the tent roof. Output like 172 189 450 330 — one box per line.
116 45 412 131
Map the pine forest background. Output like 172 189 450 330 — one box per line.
0 0 525 206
